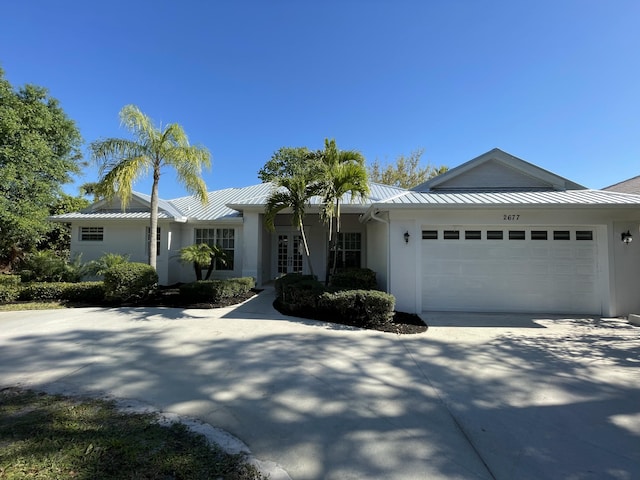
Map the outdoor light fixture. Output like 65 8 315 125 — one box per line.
621 230 633 245
404 231 410 244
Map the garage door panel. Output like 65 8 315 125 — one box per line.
422 226 600 314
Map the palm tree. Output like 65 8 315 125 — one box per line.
264 171 321 277
179 243 227 281
318 138 369 277
91 105 211 269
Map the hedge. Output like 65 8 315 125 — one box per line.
179 277 255 303
318 290 395 328
329 268 378 291
104 263 158 303
16 282 106 303
0 285 20 304
0 275 21 287
274 274 324 313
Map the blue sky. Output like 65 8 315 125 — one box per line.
2 1 640 199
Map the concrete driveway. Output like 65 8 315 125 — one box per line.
1 290 639 479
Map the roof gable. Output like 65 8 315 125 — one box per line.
602 175 640 194
412 148 585 192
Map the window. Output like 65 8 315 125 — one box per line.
422 230 438 240
487 230 503 240
146 227 161 256
553 230 570 240
509 230 525 240
80 227 103 241
443 230 460 240
465 230 481 240
576 231 593 241
531 230 548 240
194 228 235 270
331 232 362 269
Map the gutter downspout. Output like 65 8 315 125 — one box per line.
369 210 391 294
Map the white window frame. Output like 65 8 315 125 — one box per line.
80 226 104 241
194 228 235 271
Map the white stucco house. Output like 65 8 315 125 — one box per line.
53 148 640 316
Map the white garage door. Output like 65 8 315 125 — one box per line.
421 226 601 314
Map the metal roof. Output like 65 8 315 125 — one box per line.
53 211 175 220
377 189 640 206
53 180 640 224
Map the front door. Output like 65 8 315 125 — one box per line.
274 232 304 276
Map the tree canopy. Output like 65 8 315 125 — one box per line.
257 146 321 182
91 105 212 268
368 148 448 189
0 68 83 266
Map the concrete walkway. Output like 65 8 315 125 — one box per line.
1 289 639 479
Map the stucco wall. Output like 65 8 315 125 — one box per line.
611 221 640 316
365 213 389 292
382 206 640 315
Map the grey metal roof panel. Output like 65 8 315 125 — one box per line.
378 189 640 206
52 211 174 220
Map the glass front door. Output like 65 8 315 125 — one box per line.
276 233 303 275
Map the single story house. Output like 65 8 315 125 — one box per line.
53 148 640 317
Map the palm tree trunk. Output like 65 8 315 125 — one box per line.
149 161 160 270
298 219 314 277
331 199 341 276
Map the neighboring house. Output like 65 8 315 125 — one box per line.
603 175 640 195
53 148 640 317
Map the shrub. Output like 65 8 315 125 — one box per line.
18 251 82 283
62 282 106 303
274 274 324 313
0 275 21 286
179 277 255 303
0 285 20 304
83 253 130 278
103 263 158 303
329 268 378 291
14 282 106 303
318 290 395 329
19 282 66 301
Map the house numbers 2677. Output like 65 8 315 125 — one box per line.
503 214 520 221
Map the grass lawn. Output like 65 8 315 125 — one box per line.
0 388 265 479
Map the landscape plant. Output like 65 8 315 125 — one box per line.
91 104 211 268
179 243 228 281
103 262 158 303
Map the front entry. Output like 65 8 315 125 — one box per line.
273 231 304 277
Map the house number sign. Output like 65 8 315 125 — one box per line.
503 214 520 221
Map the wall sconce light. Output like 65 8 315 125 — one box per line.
404 231 410 244
621 230 633 245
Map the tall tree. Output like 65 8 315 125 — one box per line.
91 105 211 269
318 138 369 276
263 171 321 276
368 148 448 188
0 68 83 266
257 146 320 182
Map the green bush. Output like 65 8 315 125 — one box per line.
318 290 395 328
62 282 106 303
179 277 255 303
19 282 66 301
274 274 324 313
83 253 130 278
15 282 106 303
103 263 158 303
0 285 20 304
18 251 82 283
329 268 378 291
0 275 21 286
